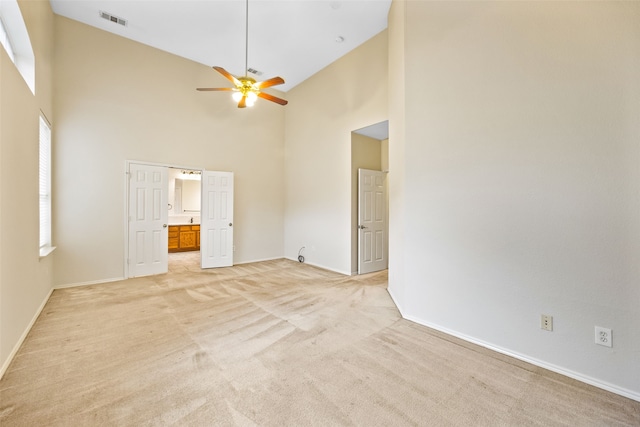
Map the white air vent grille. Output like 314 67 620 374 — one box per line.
100 11 127 27
247 68 263 76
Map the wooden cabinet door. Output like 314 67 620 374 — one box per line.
193 225 200 249
168 226 179 251
179 229 197 250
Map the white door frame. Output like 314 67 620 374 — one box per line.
123 160 204 278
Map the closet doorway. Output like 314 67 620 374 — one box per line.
351 121 389 275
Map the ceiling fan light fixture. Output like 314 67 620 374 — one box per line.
195 0 288 108
246 91 258 105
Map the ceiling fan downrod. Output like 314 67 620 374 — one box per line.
195 0 288 108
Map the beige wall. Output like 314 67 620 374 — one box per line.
381 138 389 274
284 30 388 274
350 133 382 274
381 138 388 173
53 17 286 286
0 0 54 374
387 0 406 310
389 0 640 398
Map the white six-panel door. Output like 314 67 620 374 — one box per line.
358 168 387 274
128 163 168 277
201 171 234 268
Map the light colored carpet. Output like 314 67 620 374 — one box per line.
1 254 638 426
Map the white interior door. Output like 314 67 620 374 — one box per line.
128 163 168 277
201 171 234 268
358 168 387 274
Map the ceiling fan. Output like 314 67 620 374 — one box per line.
196 0 288 108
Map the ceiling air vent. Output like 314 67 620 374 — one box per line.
99 11 127 27
247 68 263 77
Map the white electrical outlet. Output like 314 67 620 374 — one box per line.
595 326 612 348
541 314 553 331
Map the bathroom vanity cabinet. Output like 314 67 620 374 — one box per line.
168 224 200 252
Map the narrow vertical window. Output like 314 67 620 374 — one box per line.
39 115 53 255
0 17 15 62
0 0 35 93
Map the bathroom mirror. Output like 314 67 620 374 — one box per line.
178 179 201 212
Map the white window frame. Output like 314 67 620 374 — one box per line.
39 114 55 257
0 16 15 62
0 0 35 94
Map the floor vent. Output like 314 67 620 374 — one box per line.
99 11 127 27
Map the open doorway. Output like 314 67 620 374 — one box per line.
167 168 202 271
166 168 236 269
168 168 202 253
125 162 234 278
351 120 389 275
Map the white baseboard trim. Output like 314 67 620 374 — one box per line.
284 257 350 276
0 287 54 380
54 276 126 289
234 257 282 265
402 314 640 403
8 270 636 402
386 287 404 314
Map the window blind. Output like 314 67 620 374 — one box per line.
39 116 51 249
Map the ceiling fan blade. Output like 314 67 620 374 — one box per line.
237 95 247 108
257 91 288 106
196 87 234 91
255 76 285 89
213 66 241 86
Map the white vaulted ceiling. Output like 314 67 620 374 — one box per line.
49 0 391 92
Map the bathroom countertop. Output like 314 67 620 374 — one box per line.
168 215 200 226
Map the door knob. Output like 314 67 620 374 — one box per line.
163 224 168 228
358 225 367 229
229 223 233 227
